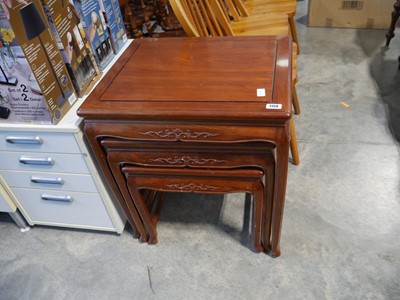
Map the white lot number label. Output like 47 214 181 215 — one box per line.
266 103 282 110
257 88 266 97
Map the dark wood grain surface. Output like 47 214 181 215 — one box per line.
78 36 292 123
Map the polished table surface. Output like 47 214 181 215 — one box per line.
77 36 292 256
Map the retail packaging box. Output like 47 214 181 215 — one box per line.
0 8 51 123
100 0 127 54
41 0 99 97
70 0 114 71
1 0 77 124
308 0 394 29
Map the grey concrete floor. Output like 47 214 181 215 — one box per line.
1 1 400 299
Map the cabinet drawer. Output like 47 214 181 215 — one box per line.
0 132 80 153
1 170 98 193
0 152 90 174
12 188 114 228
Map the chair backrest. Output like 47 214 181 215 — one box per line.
225 0 249 21
206 0 235 35
170 0 232 37
169 0 200 37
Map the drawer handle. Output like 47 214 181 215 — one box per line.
41 194 73 203
19 157 54 165
31 176 64 185
6 136 43 145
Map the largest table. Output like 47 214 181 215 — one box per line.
77 36 292 257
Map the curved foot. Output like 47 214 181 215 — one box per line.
262 242 271 252
139 235 149 243
148 237 158 245
253 244 264 253
265 247 281 258
132 231 140 239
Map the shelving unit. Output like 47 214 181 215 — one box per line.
0 41 132 233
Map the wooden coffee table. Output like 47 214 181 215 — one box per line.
77 36 292 257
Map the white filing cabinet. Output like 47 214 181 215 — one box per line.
0 42 131 233
0 127 126 233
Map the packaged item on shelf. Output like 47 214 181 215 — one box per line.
0 2 68 124
70 0 114 71
5 0 77 124
41 0 99 97
99 0 127 54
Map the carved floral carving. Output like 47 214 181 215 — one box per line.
166 183 219 192
150 156 226 166
140 128 219 140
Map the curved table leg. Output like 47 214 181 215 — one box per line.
269 127 290 257
386 0 400 46
252 181 265 253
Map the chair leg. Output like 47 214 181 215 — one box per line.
386 0 400 46
289 16 300 54
290 117 300 165
292 83 300 115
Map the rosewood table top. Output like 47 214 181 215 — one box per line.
78 36 292 123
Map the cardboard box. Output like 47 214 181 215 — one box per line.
1 0 77 124
308 0 394 29
70 0 114 71
100 0 127 54
0 8 52 123
42 0 99 97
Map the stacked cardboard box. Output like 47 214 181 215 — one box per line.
42 0 100 97
0 0 127 124
308 0 394 29
3 0 77 124
100 0 128 54
70 0 114 71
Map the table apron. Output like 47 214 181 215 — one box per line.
84 121 288 145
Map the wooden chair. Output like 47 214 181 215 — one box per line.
120 0 156 38
120 0 186 38
169 0 288 36
237 0 300 53
215 0 300 114
170 0 300 165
